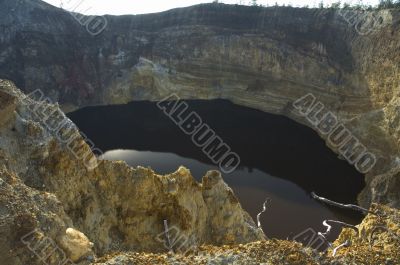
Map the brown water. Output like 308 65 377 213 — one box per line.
68 99 365 245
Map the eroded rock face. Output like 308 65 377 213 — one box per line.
93 204 400 264
0 80 264 264
331 204 400 264
0 90 16 126
0 0 399 208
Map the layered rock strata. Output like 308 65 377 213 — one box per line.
0 0 399 208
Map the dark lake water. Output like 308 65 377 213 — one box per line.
68 99 365 245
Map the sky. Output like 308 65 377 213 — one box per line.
42 0 380 15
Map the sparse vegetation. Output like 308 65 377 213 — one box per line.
231 0 400 9
379 0 400 8
330 1 341 9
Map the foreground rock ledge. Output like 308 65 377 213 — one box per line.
0 80 264 264
93 205 400 264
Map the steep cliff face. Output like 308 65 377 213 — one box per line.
0 0 399 208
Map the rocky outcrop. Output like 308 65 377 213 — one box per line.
331 204 400 264
93 204 400 264
0 0 399 208
0 80 264 264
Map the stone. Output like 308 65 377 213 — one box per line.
58 228 94 262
